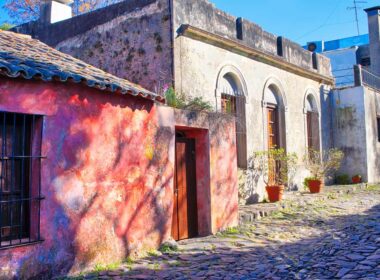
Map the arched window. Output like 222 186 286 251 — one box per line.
306 95 320 151
219 73 247 168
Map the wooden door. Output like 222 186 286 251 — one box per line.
267 107 279 149
172 137 198 241
267 107 279 185
307 112 320 151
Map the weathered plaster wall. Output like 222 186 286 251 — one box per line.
174 35 328 201
56 0 172 92
332 86 368 181
172 0 331 77
0 78 173 278
0 78 238 279
363 87 380 183
16 0 173 93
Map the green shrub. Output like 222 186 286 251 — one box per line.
185 96 213 111
0 23 14 31
164 87 186 109
164 87 212 112
335 174 350 185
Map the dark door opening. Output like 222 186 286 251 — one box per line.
172 134 198 241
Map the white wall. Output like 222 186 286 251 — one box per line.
332 87 368 181
174 36 328 200
364 87 380 183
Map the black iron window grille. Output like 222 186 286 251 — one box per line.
0 112 45 249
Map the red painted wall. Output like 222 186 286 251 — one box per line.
0 78 238 278
173 110 239 234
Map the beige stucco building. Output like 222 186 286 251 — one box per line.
15 0 335 202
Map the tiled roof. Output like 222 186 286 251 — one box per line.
0 30 163 102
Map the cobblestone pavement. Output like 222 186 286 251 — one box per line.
75 185 380 280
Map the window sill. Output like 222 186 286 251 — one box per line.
0 239 44 250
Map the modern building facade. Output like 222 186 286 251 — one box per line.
306 34 370 87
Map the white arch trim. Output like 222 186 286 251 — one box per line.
261 76 287 109
303 87 320 114
215 64 248 98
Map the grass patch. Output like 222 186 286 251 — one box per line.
123 256 134 265
93 261 121 273
327 193 338 200
217 227 241 238
159 243 178 254
148 263 161 271
147 249 161 257
366 185 380 192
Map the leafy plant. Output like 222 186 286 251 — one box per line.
335 173 350 185
147 249 161 257
303 148 344 181
164 87 212 112
0 23 14 30
252 148 298 188
164 87 186 109
185 96 213 111
159 243 178 253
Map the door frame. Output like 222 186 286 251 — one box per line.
172 131 198 241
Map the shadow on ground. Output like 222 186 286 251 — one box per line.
64 196 380 280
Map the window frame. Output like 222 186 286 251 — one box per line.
0 111 45 250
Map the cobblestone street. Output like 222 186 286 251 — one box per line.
73 185 380 280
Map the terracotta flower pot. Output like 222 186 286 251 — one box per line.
352 176 362 184
307 179 323 193
266 185 285 202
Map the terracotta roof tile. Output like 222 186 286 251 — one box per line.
0 30 163 102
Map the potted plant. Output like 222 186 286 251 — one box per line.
253 148 298 202
352 174 362 184
303 148 344 193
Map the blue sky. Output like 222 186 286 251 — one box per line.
210 0 378 44
0 0 9 23
0 0 378 44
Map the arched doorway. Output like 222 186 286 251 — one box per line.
217 70 247 169
305 94 320 151
263 84 286 150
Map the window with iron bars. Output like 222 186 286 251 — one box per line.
0 112 44 249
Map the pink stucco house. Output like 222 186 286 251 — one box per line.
0 30 238 278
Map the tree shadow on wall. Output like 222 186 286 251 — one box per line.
14 87 175 279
